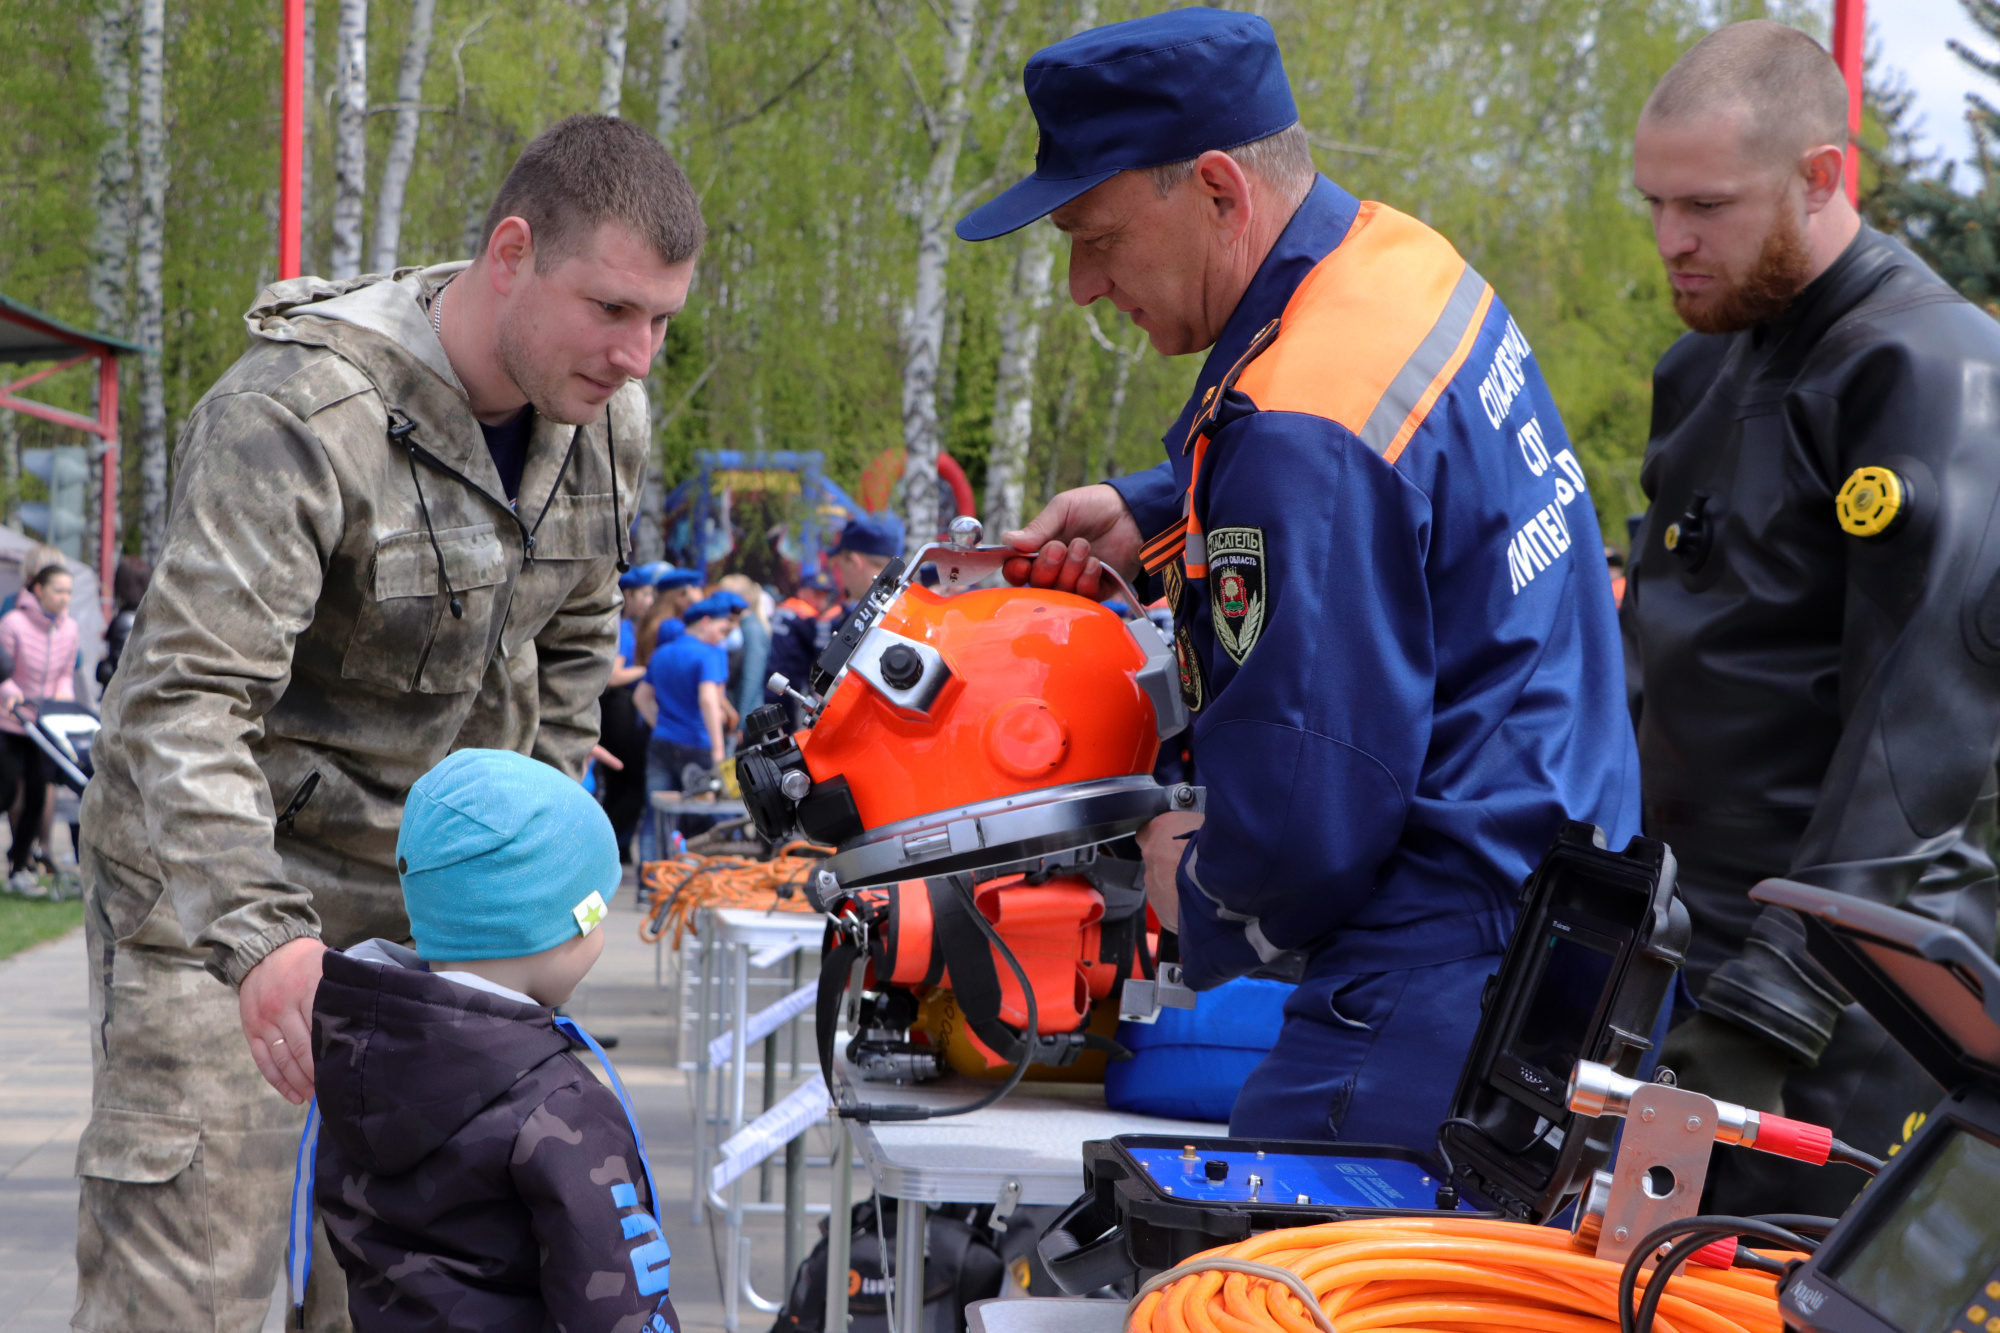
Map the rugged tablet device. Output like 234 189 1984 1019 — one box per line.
1753 879 2000 1333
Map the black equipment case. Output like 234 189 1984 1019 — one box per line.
1753 879 2000 1333
1039 821 1691 1292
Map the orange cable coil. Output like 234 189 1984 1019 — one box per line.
1127 1218 1785 1333
637 842 827 947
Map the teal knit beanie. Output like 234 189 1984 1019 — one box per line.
398 749 619 962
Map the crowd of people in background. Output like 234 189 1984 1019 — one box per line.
595 511 906 878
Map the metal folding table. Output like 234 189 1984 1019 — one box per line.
684 905 829 1331
830 1072 1223 1333
647 790 748 851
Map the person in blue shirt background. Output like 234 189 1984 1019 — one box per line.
634 565 705 669
961 9 1639 1151
764 514 902 721
635 595 735 862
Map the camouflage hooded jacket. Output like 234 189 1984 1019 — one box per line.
314 944 679 1333
79 264 647 985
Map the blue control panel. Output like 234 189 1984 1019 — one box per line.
1127 1145 1476 1211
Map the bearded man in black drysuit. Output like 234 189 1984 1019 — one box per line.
1623 20 2000 1216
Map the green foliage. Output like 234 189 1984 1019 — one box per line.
0 0 1820 552
0 895 84 962
1863 6 2000 313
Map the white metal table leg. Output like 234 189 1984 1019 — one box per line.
825 1120 853 1333
895 1196 925 1333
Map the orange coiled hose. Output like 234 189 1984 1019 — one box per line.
637 843 829 946
1127 1218 1786 1333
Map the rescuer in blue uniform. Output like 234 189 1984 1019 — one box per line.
765 514 903 721
958 9 1640 1148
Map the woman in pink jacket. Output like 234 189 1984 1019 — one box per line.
0 561 78 884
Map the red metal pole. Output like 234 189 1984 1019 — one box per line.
279 0 304 278
98 353 119 620
1831 0 1865 207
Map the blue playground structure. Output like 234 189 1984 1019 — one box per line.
660 450 866 581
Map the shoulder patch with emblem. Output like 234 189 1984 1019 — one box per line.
1162 558 1186 616
1207 527 1267 664
1174 620 1204 712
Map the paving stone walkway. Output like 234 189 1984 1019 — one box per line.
0 879 815 1333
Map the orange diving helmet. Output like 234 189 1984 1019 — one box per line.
737 518 1200 895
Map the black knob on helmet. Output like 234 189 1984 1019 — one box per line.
880 643 924 691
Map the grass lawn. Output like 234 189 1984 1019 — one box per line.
0 895 84 962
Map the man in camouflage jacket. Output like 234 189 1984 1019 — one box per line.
71 116 704 1333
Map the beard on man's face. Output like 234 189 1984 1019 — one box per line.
1670 208 1814 335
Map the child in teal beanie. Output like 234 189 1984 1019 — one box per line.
304 749 677 1333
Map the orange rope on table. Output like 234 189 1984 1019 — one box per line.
1128 1218 1788 1333
636 841 829 946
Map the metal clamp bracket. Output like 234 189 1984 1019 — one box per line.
1119 963 1198 1024
1567 1060 1717 1264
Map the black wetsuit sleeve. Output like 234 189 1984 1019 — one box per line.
1701 301 2000 1064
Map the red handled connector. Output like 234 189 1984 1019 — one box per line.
1746 1112 1833 1165
1689 1238 1737 1269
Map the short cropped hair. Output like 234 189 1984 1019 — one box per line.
480 114 706 269
1144 122 1316 198
1642 20 1849 165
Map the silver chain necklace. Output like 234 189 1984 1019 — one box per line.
430 276 452 338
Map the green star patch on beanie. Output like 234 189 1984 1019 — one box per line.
397 749 621 963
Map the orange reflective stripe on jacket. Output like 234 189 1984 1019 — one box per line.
1142 202 1496 582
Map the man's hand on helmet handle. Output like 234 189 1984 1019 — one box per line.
1138 811 1203 932
1001 484 1144 600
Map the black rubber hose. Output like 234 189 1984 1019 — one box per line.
1618 1216 1821 1333
838 874 1039 1122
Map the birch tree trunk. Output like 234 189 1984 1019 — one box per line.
983 221 1055 537
599 0 629 117
460 136 487 258
88 0 136 573
134 0 169 560
368 0 436 274
329 0 369 279
654 0 690 140
640 0 692 565
895 0 980 551
88 0 136 337
1081 310 1142 483
1086 347 1135 482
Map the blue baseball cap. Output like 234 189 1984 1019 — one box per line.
398 750 620 963
799 569 836 594
653 565 705 591
956 9 1300 242
683 595 733 625
832 512 905 559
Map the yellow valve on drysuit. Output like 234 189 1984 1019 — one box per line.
1836 466 1906 539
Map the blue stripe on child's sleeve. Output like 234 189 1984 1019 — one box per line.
611 1183 639 1208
